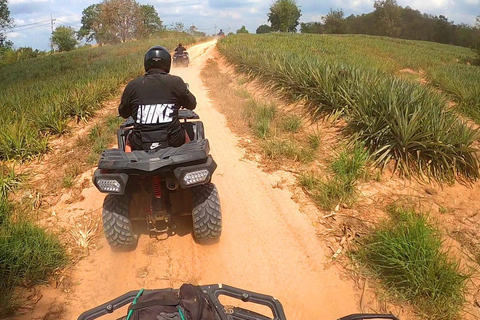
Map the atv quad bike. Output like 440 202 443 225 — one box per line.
173 51 189 67
77 284 399 320
93 109 221 248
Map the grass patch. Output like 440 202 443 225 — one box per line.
244 99 277 139
62 164 82 189
353 206 468 320
281 114 302 133
235 88 252 99
307 132 321 150
299 171 356 210
262 139 315 163
331 142 369 182
299 142 369 210
87 116 122 162
0 221 67 316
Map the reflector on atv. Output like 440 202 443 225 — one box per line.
92 111 221 248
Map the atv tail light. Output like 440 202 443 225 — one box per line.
93 170 128 195
183 170 210 186
97 179 121 193
173 156 217 189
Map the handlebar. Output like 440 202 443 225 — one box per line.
77 284 399 320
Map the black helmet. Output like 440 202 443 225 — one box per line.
144 46 171 73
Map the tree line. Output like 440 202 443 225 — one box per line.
299 0 479 49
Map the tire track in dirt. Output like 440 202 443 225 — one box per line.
17 40 361 320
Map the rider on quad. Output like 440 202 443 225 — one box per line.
119 46 196 152
174 43 186 55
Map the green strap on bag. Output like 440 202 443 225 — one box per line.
126 288 145 320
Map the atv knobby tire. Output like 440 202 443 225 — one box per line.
102 194 138 248
191 183 222 240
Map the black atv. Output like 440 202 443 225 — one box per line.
173 51 189 67
92 109 221 248
77 283 399 320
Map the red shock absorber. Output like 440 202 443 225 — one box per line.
152 176 162 199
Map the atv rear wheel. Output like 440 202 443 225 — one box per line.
102 194 138 248
191 183 222 240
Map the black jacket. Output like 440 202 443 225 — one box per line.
175 46 186 54
119 69 196 150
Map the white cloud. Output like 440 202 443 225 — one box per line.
10 0 50 3
6 32 24 39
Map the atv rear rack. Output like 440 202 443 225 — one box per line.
98 139 211 172
77 284 286 320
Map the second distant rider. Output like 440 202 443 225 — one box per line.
119 46 196 151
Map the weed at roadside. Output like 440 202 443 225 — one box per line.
299 142 369 210
353 205 468 320
281 114 302 133
0 221 67 316
243 99 277 139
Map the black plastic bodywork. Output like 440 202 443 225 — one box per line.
76 284 286 320
98 139 211 172
76 284 398 320
173 52 189 66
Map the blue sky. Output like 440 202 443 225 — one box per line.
5 0 480 50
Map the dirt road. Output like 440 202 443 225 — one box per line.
20 40 360 320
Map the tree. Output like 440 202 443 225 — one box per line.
0 0 13 48
100 0 142 43
256 24 272 34
323 9 346 34
373 0 401 37
236 25 249 34
51 26 78 52
78 1 162 44
432 15 454 44
474 15 480 65
78 4 103 44
138 4 162 37
268 0 301 32
300 22 323 34
170 22 185 33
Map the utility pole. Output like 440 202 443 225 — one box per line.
50 14 56 52
214 25 217 36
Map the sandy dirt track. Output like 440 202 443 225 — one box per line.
17 40 361 320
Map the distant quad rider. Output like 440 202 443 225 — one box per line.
174 43 186 54
119 46 197 152
217 29 225 37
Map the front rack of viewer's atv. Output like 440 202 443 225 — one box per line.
77 284 399 320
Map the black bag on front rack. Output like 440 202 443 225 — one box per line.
126 284 216 320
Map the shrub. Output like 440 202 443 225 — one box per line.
354 206 468 319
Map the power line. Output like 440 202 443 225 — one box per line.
10 19 50 29
5 22 50 33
